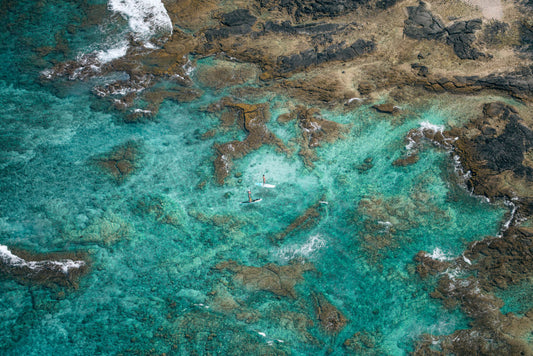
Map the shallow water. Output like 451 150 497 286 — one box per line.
0 2 509 355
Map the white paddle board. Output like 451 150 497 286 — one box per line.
255 183 276 188
241 198 262 204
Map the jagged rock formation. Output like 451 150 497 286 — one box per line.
277 39 375 73
404 1 484 59
259 0 399 21
0 246 89 289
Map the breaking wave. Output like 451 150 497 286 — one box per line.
0 245 84 274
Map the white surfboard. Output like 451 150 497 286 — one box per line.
255 183 276 188
241 198 262 204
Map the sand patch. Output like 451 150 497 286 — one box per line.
463 0 503 20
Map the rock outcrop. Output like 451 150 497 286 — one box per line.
0 246 89 289
404 1 484 59
277 39 375 73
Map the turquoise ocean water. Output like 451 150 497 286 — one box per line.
0 1 509 355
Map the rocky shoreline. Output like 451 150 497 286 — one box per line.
18 0 533 353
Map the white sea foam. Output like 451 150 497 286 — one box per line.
278 234 326 261
419 121 445 133
428 247 453 261
499 199 518 236
96 42 129 63
108 0 173 41
0 245 84 274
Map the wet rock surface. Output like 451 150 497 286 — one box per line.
449 102 533 199
0 246 89 289
312 292 348 334
411 102 533 355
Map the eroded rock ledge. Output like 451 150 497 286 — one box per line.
410 102 533 355
0 246 89 289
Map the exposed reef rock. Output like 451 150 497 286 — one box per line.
259 0 399 21
372 103 400 114
281 107 348 167
465 226 533 290
312 292 348 334
196 60 259 90
404 1 446 41
214 260 315 298
448 102 533 199
210 99 289 184
277 39 375 73
404 1 484 59
94 140 142 183
408 68 533 99
263 21 347 36
204 9 257 40
413 251 451 279
0 246 89 289
411 101 533 355
414 274 533 355
272 195 326 241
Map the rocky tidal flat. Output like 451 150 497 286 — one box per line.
1 0 533 354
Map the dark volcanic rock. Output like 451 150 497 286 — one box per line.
404 2 484 59
0 246 89 289
260 0 399 20
204 9 257 41
263 21 343 35
220 9 257 27
474 103 533 178
446 19 484 59
277 39 375 73
404 1 446 40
